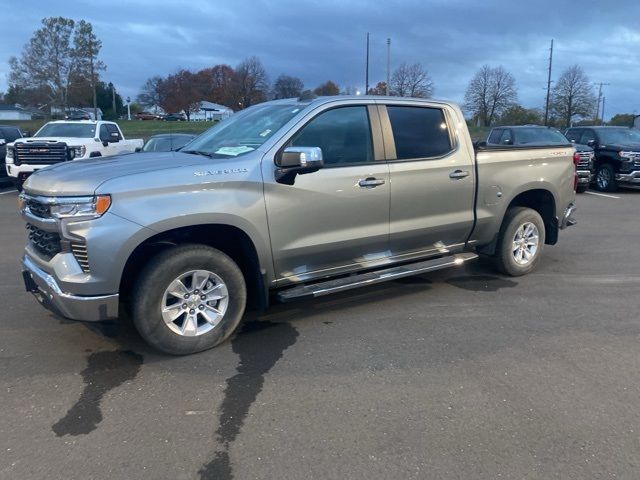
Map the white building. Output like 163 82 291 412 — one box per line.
0 104 32 121
189 101 234 121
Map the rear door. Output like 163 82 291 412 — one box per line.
381 103 475 259
263 103 391 283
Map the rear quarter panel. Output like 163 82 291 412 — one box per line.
472 146 576 245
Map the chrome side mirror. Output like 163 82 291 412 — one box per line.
275 146 324 185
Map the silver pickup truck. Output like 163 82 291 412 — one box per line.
19 96 576 354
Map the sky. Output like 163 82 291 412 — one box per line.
0 0 638 119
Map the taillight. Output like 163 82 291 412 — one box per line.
573 152 581 167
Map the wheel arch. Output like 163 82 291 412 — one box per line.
119 223 269 312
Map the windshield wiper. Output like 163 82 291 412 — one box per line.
181 150 214 158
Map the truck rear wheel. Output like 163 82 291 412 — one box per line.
132 244 246 355
493 207 545 276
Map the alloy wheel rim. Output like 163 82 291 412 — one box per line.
161 269 229 337
512 222 539 266
597 168 610 189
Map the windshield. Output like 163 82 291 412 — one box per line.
35 123 96 138
514 128 569 145
143 136 194 152
183 103 304 159
598 128 640 145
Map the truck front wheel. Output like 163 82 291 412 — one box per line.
132 244 246 355
493 207 545 276
595 163 617 192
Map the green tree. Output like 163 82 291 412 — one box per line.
498 105 542 125
608 113 635 126
73 20 105 119
8 17 106 114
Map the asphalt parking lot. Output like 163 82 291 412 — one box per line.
1 184 640 480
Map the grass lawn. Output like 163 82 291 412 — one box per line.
2 119 214 141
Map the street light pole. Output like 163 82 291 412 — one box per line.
365 32 370 95
109 82 116 118
386 38 391 96
126 96 131 120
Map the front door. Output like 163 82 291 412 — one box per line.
263 105 390 283
382 103 475 259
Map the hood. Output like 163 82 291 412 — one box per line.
15 137 95 145
23 152 214 196
573 144 593 153
600 143 640 152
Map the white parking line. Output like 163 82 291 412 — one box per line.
0 190 17 195
585 191 620 199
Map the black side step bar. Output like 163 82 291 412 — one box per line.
277 252 478 303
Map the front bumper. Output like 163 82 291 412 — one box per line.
22 255 119 322
560 203 577 229
577 170 593 185
615 170 640 185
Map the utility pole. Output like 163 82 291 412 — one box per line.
386 38 391 96
109 82 116 118
365 32 370 95
601 96 606 125
544 39 553 126
594 82 610 124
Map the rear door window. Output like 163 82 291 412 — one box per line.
386 106 453 160
487 129 503 144
565 129 582 143
580 130 597 144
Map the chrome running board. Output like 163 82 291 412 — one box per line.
276 252 478 302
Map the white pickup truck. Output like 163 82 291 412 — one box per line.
5 120 143 190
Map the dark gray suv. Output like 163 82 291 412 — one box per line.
0 125 24 181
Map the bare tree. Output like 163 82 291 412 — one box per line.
313 81 340 96
272 75 304 99
390 63 434 98
550 65 596 129
464 65 517 127
232 56 269 109
137 76 164 111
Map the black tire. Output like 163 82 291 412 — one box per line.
132 244 246 355
14 179 23 192
595 163 617 192
576 184 588 193
493 207 545 276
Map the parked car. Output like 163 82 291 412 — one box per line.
141 133 196 152
565 126 640 191
0 125 24 182
19 96 576 355
486 125 593 193
65 112 91 120
164 113 186 121
5 120 143 190
134 111 161 121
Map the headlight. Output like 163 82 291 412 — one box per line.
6 147 13 159
49 195 111 219
69 145 86 159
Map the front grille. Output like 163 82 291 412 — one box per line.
26 223 61 258
26 199 51 219
576 152 591 170
71 242 90 273
15 142 68 165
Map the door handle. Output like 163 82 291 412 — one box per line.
358 177 386 188
449 170 469 180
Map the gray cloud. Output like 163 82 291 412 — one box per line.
1 0 638 118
